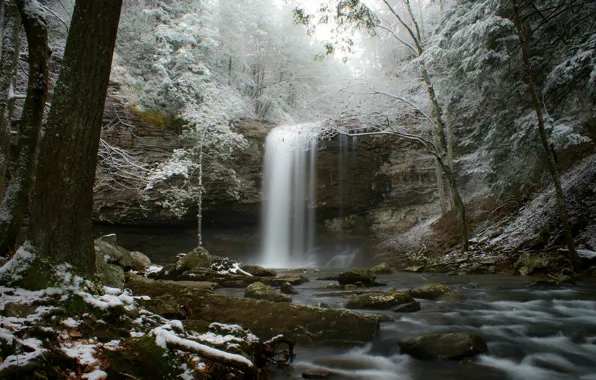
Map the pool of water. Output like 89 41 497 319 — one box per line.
219 271 596 380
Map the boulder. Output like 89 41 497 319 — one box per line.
397 333 488 360
302 369 336 378
371 263 393 275
337 270 376 286
94 234 133 269
126 276 380 344
244 282 291 303
345 292 414 310
398 332 488 360
391 302 421 313
408 283 465 301
96 249 125 288
280 281 299 294
241 265 277 277
0 257 7 267
130 251 152 271
176 247 211 272
344 284 358 290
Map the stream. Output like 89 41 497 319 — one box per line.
219 271 596 380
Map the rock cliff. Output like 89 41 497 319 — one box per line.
94 91 441 242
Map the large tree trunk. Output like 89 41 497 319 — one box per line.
0 0 48 255
420 61 468 250
0 0 21 204
27 0 122 276
438 158 469 252
511 0 581 270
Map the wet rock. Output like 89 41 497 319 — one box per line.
318 302 332 308
96 249 125 288
326 283 341 289
391 302 421 313
176 246 211 272
314 289 387 297
130 251 152 271
344 284 358 290
150 294 185 319
408 283 465 301
241 265 276 277
151 263 178 280
267 274 309 286
0 257 7 267
345 292 415 310
94 234 133 269
371 262 393 274
280 281 299 294
128 276 380 344
398 332 488 360
302 368 335 378
317 275 339 281
244 282 291 303
3 303 37 318
514 253 550 276
405 265 425 272
337 270 376 286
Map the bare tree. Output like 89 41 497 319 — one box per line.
510 0 581 269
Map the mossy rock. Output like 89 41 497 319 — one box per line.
241 265 277 277
408 283 465 301
244 282 291 303
280 281 299 294
96 249 125 288
398 332 488 360
130 251 152 271
95 234 133 269
337 270 376 286
345 292 414 310
371 263 393 275
176 246 211 272
514 252 551 276
104 336 180 379
126 276 380 344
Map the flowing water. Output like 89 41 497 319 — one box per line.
260 123 319 268
218 271 596 380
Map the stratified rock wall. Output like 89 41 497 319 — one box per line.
94 93 441 238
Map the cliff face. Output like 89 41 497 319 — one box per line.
94 93 441 238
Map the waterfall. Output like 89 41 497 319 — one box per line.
261 123 319 267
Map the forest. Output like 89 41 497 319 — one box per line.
0 0 595 379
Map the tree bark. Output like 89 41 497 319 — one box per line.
511 0 581 270
0 0 48 255
438 157 469 252
0 0 21 204
27 0 122 276
421 61 468 250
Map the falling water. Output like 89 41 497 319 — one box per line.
338 134 348 220
261 123 319 268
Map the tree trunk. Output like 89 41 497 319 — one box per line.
420 61 468 249
511 0 581 270
438 158 469 252
0 0 21 204
27 0 122 276
0 0 48 255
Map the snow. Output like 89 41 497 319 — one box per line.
145 265 163 276
82 370 108 380
61 317 81 328
0 243 36 282
152 327 253 367
0 350 46 371
578 250 596 259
